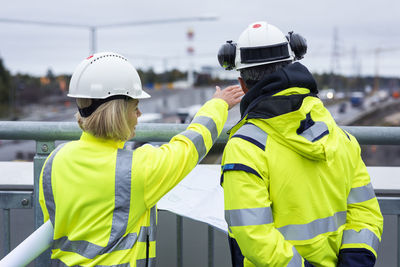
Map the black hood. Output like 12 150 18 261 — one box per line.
240 62 318 117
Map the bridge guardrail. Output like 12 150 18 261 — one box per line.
1 121 400 267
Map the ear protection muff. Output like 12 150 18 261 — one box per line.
286 31 307 60
217 40 237 70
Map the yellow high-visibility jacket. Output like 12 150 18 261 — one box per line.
39 98 228 266
221 88 383 267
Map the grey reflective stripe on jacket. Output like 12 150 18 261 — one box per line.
97 264 131 267
225 207 273 227
192 116 218 142
225 206 347 242
180 130 206 162
55 259 132 266
226 205 378 250
342 228 380 253
232 123 268 150
287 247 303 267
136 257 156 267
42 147 157 259
299 121 329 142
180 115 219 162
109 149 132 245
149 206 157 241
42 144 66 226
347 183 376 204
278 211 347 241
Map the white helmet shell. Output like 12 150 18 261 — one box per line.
68 52 150 99
235 21 293 70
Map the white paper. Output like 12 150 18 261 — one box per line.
158 164 228 233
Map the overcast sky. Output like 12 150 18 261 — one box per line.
0 0 400 78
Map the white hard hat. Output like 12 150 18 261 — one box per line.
68 52 150 99
217 21 307 70
236 21 293 70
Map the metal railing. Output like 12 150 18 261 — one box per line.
1 121 400 267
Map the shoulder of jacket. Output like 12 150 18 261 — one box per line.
229 122 268 151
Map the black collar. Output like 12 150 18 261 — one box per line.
240 62 318 118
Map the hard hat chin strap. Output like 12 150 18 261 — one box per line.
78 95 130 118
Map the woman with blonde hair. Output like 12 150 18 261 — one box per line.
39 52 243 266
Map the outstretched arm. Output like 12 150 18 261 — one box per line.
139 85 243 208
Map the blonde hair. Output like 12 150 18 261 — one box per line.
75 98 135 141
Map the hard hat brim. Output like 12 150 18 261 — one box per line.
68 90 151 99
132 90 151 99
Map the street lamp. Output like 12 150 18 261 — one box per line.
0 15 218 54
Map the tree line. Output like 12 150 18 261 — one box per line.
0 57 399 119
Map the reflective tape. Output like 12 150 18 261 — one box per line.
55 259 132 267
232 123 268 150
180 130 207 162
42 144 66 226
43 147 157 259
299 121 329 142
108 149 132 245
347 183 376 204
53 233 138 259
225 207 273 227
342 229 380 253
287 247 302 267
52 208 155 259
149 206 157 241
97 264 131 267
137 226 149 243
136 257 156 267
53 236 102 259
192 116 218 143
137 207 157 242
277 211 346 241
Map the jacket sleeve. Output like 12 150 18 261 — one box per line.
221 137 307 267
339 136 383 265
137 98 228 208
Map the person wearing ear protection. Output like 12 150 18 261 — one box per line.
218 22 383 267
38 52 244 266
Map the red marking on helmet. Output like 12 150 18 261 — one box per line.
253 24 262 28
86 55 94 60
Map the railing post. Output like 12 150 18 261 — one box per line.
208 225 214 267
33 141 55 267
2 208 11 257
177 215 183 267
398 215 400 267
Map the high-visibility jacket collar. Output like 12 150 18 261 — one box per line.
240 62 318 117
80 131 126 149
